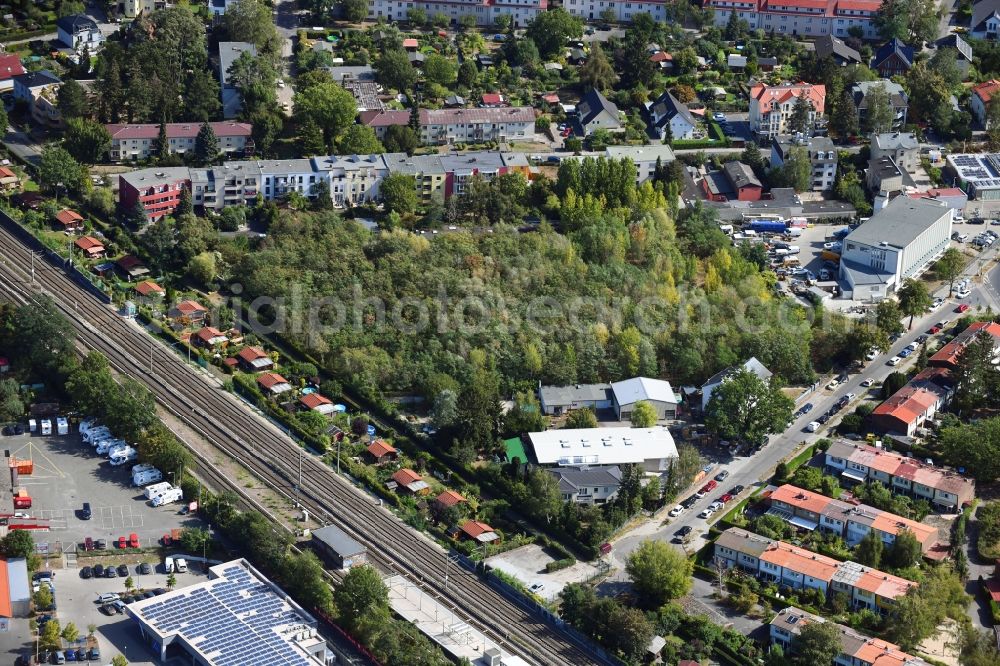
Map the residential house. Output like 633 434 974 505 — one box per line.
870 369 953 436
365 439 397 465
769 608 934 666
971 80 1000 128
54 209 83 233
936 34 973 73
458 520 500 544
56 15 103 52
391 468 430 495
870 39 914 78
870 132 919 175
327 66 376 84
767 484 939 554
649 51 673 71
300 393 336 415
118 167 191 222
824 439 975 511
564 0 669 22
134 280 165 304
573 88 621 136
646 91 697 141
838 196 952 300
603 145 677 184
771 135 838 191
701 169 736 202
549 466 622 504
0 54 25 93
74 236 105 259
0 167 20 192
867 155 909 195
831 560 916 612
309 153 397 207
481 93 506 107
257 372 293 396
236 346 273 372
168 300 208 325
929 321 1000 369
123 0 169 17
433 490 466 512
722 161 762 201
106 122 253 161
218 42 257 119
851 80 908 130
12 71 63 128
972 0 1000 39
701 357 772 410
610 376 677 420
749 82 826 138
705 0 880 39
813 35 862 66
538 383 612 416
526 427 678 473
116 255 149 281
193 326 227 348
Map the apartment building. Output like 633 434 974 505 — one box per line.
121 0 168 17
713 527 916 611
929 320 1000 369
359 107 535 145
748 82 826 138
367 0 545 27
706 0 880 39
383 151 530 203
189 162 262 213
767 484 939 554
105 122 254 162
771 135 837 191
824 440 975 512
118 167 192 223
562 0 669 21
311 154 394 207
769 607 933 666
870 132 919 175
12 71 63 129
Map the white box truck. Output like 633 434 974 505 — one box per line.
56 417 68 435
40 420 52 436
144 482 172 500
151 487 183 507
133 469 163 487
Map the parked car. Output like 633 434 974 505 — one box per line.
714 470 730 482
93 564 105 577
730 485 745 495
138 562 152 575
129 533 139 549
899 348 912 358
817 414 830 424
806 421 820 432
719 493 734 503
673 526 693 542
956 303 970 312
95 539 107 550
96 593 119 604
698 507 715 519
888 356 902 365
116 564 129 577
668 505 684 517
708 501 724 512
796 403 813 416
861 378 876 387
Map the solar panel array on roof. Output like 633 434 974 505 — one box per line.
137 565 312 666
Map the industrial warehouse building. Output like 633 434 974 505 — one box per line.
126 559 330 665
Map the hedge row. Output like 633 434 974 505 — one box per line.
544 557 576 573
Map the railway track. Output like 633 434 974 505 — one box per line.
0 223 612 666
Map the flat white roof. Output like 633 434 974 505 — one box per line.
611 377 676 406
527 427 678 466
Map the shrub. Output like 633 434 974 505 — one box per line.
545 557 576 573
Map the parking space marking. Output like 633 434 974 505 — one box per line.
8 441 67 479
96 505 145 531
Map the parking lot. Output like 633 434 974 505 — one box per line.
485 544 601 603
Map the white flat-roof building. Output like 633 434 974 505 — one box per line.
126 559 329 665
610 377 678 420
527 427 678 472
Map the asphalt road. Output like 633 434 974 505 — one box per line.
606 242 1000 628
4 126 43 167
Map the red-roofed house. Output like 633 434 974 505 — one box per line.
168 299 208 324
74 236 105 259
458 520 500 543
0 55 26 93
649 51 673 70
257 372 292 396
193 326 227 348
929 321 1000 369
481 93 506 107
106 122 253 161
391 468 430 495
54 208 83 232
0 167 20 192
972 80 1000 129
705 0 880 41
236 346 273 372
870 379 952 436
749 82 826 138
402 38 419 50
134 280 165 304
433 490 466 511
300 392 335 415
365 439 397 465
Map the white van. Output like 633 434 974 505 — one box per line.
132 463 156 475
144 482 172 500
152 488 183 507
106 442 129 457
96 439 125 455
174 558 188 573
56 417 68 435
110 447 137 466
83 427 111 444
28 419 36 433
40 420 52 436
133 469 163 487
163 556 175 574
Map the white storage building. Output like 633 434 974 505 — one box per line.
527 427 678 473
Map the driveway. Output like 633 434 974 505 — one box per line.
965 507 999 629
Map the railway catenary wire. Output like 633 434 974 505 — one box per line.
0 227 613 666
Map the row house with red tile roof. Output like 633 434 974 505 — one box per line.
563 0 668 21
869 367 953 437
767 484 939 554
928 321 1000 370
106 122 253 162
714 527 915 611
748 82 826 138
706 0 880 39
824 440 975 512
769 607 933 666
369 0 546 27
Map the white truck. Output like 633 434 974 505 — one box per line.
151 487 183 507
56 417 68 435
144 482 173 500
110 446 137 466
40 419 52 436
133 468 163 487
163 556 175 574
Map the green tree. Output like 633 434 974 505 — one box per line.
886 528 922 569
40 617 60 648
875 0 941 44
881 371 908 398
374 50 417 91
863 82 895 135
424 54 457 87
526 8 583 59
379 172 417 215
791 621 842 666
61 622 79 644
565 408 598 429
855 529 884 567
344 0 369 21
63 117 112 164
224 0 280 59
578 43 618 91
934 247 964 296
940 417 1000 482
741 141 766 176
874 299 905 336
834 87 860 138
950 331 1000 415
334 565 388 631
455 365 502 453
788 94 813 134
284 551 333 613
629 400 658 427
38 146 85 194
112 655 128 666
1 530 33 558
897 278 932 329
154 119 169 158
194 122 219 166
383 124 418 154
13 296 75 378
773 146 812 192
625 539 693 608
457 60 478 88
337 124 384 154
57 78 88 120
705 368 794 445
0 379 24 422
431 389 459 428
294 82 357 145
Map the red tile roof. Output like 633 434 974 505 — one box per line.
481 93 504 104
435 490 466 508
985 579 1000 602
105 122 253 140
460 520 495 539
134 280 164 296
907 187 966 199
0 167 17 180
750 82 826 114
299 393 332 410
174 300 207 315
257 372 290 390
0 55 25 81
974 79 1000 105
237 346 268 363
929 321 1000 368
194 326 225 344
74 236 104 252
367 439 397 459
392 468 423 486
871 381 947 426
402 38 419 48
55 209 82 226
650 51 673 62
